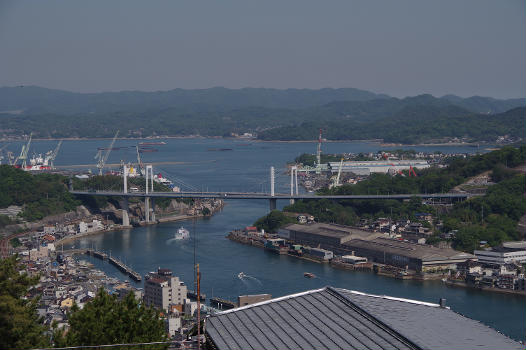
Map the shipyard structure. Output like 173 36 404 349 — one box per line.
278 223 475 272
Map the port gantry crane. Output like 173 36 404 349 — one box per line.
135 144 144 175
95 130 119 175
335 157 344 186
47 140 62 169
0 143 9 165
14 132 32 168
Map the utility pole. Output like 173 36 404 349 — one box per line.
196 264 201 350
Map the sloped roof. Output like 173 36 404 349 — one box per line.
206 287 522 350
344 237 476 262
336 289 522 350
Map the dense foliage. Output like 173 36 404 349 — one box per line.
0 165 80 221
0 214 14 228
283 197 434 227
0 255 49 350
294 153 342 167
53 288 168 350
448 174 526 252
258 106 526 144
254 210 296 233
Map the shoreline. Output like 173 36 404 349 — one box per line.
444 279 526 296
226 232 525 296
55 212 212 246
0 135 495 147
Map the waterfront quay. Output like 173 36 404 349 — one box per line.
86 249 142 281
227 222 526 292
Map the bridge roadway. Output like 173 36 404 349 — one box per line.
70 190 471 200
71 190 472 211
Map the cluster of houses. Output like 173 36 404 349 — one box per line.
22 251 141 330
185 199 224 216
455 259 525 291
11 218 111 257
355 213 434 244
17 243 210 342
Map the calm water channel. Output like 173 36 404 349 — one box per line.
16 138 525 341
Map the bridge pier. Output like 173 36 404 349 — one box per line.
122 197 130 226
151 198 156 222
145 197 150 222
269 198 277 211
122 210 130 226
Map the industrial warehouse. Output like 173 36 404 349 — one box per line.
278 223 476 272
327 160 430 176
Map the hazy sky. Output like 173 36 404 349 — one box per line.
0 0 524 98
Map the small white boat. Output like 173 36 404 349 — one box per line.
238 272 246 279
175 227 190 240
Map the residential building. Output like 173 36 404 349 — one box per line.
474 243 526 265
144 268 187 312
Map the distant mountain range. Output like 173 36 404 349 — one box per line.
0 86 523 115
0 86 524 144
0 86 389 114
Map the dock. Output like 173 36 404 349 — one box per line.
87 249 108 260
85 249 142 281
108 256 142 282
210 297 237 310
187 291 206 302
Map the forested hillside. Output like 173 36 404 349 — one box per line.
0 87 524 143
0 165 79 222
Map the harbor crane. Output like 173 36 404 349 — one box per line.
135 145 144 175
0 143 9 165
335 157 344 186
47 140 62 169
95 131 119 175
316 128 322 166
14 133 32 168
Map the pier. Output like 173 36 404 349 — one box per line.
85 249 142 282
210 297 237 310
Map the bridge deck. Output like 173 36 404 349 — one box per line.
70 190 472 200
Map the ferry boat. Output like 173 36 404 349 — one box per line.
174 227 190 240
304 272 316 278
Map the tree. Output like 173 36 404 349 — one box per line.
53 288 168 350
254 210 295 233
0 255 50 350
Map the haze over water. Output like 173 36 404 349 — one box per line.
22 138 522 342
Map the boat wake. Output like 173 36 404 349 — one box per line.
166 237 189 245
237 272 262 286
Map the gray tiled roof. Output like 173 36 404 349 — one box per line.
336 288 523 350
206 287 523 350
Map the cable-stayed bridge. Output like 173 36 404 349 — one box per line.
69 165 475 225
